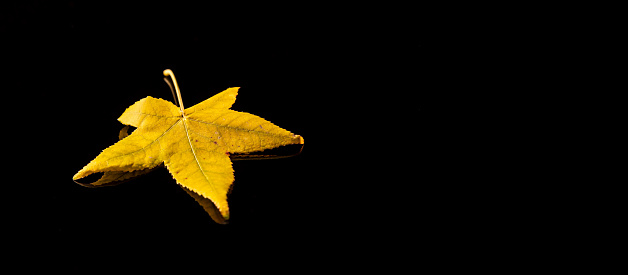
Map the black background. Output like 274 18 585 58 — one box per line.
3 1 433 271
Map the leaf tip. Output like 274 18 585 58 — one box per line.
73 169 86 181
296 135 304 144
228 87 240 99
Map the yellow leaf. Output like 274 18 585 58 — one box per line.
73 71 303 223
74 126 157 188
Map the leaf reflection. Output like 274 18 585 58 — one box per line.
73 127 303 224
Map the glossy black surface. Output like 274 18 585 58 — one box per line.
4 1 430 272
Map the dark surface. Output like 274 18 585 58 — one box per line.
3 1 432 271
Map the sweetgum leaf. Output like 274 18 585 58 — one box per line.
73 87 303 223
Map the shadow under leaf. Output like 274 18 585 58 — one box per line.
73 126 302 224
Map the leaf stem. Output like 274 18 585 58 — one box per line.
163 77 179 108
163 69 185 115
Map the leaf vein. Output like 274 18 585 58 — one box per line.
182 118 217 196
124 111 180 119
105 119 181 165
187 117 282 137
